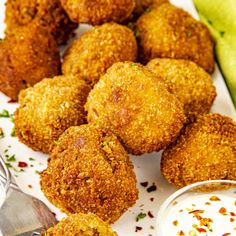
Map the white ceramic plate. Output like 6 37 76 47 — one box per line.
0 0 235 235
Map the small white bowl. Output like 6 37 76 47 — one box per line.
157 180 236 236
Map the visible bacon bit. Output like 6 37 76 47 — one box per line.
173 220 178 226
18 161 28 167
196 228 207 233
135 226 142 232
177 230 185 236
222 233 231 236
230 212 236 217
219 207 227 215
148 211 154 218
230 218 235 222
28 184 32 189
189 210 205 214
210 196 221 201
147 183 157 193
150 197 154 202
140 181 148 187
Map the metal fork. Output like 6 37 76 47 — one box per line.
0 155 57 236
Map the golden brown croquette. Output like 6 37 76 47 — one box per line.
40 124 138 223
60 0 136 25
135 3 215 73
5 0 77 45
85 62 186 155
0 25 60 101
62 22 137 86
161 114 236 189
44 213 117 236
14 75 91 153
146 58 217 122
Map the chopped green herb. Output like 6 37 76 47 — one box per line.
8 145 11 148
144 8 151 13
186 31 192 37
0 109 10 118
35 170 40 174
136 212 147 222
5 162 12 168
101 141 108 147
131 63 137 67
4 149 8 153
220 31 225 37
134 29 140 38
29 157 35 161
127 22 134 28
11 127 16 137
150 225 155 230
30 164 34 167
53 140 60 145
6 154 16 162
10 114 14 122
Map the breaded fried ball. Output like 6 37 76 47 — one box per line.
44 213 117 236
0 25 60 101
161 114 236 189
14 75 91 153
146 58 217 122
62 23 137 86
60 0 136 25
135 3 214 73
85 62 186 155
42 213 117 236
5 0 77 45
40 124 138 223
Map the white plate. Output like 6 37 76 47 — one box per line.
0 0 235 235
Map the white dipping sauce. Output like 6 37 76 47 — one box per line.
161 193 236 235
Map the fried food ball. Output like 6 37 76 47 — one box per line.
44 213 117 236
40 124 138 223
146 58 217 122
60 0 136 25
5 0 77 45
14 75 91 153
135 3 214 73
0 25 60 101
161 114 236 189
85 62 186 155
62 22 137 86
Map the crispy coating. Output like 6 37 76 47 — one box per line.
135 3 215 73
40 124 138 223
146 58 217 122
85 62 186 155
44 213 117 236
161 114 236 189
14 75 91 153
5 0 77 45
62 23 137 86
0 25 60 101
134 0 168 15
60 0 136 25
